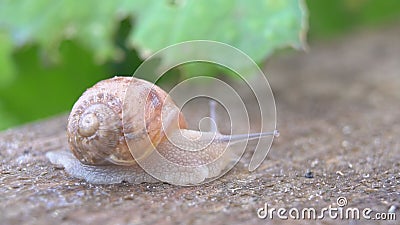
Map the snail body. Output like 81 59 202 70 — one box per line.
46 76 277 185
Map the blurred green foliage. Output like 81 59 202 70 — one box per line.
307 0 400 39
0 0 306 130
0 0 400 130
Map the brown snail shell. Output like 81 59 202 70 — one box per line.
67 77 187 166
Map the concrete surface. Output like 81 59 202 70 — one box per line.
1 24 400 225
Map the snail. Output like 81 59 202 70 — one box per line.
46 76 278 185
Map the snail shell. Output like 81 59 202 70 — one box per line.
67 77 186 166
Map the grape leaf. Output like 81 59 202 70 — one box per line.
0 0 307 64
0 0 121 62
129 0 308 63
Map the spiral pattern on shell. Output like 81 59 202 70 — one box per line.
67 77 187 166
67 78 131 165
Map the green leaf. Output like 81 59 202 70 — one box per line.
0 0 122 62
129 0 308 63
0 0 307 64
